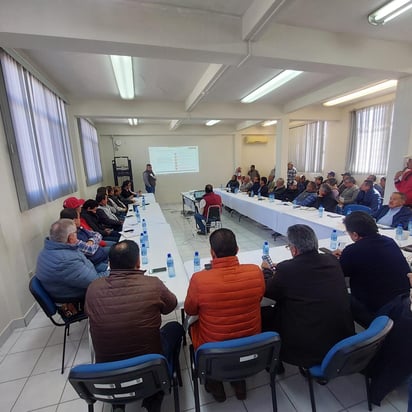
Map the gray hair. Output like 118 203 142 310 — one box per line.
49 219 76 243
287 224 318 254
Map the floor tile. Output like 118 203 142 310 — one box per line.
56 398 102 412
46 321 86 347
9 326 54 354
327 374 367 408
12 369 68 412
71 337 93 367
279 373 343 412
346 399 399 411
32 341 79 375
32 406 57 412
385 381 409 411
26 310 53 330
0 330 23 356
0 349 42 383
0 378 27 411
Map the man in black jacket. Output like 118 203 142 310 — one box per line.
262 224 354 368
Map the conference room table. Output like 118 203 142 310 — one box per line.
121 201 189 305
215 188 346 239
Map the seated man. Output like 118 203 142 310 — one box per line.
293 181 317 206
338 176 359 209
96 193 123 231
267 174 276 194
313 183 338 212
283 180 299 202
373 192 412 229
226 174 240 193
60 208 109 275
239 175 252 192
81 199 120 242
262 224 354 368
249 176 260 195
355 179 382 213
334 211 410 327
257 176 269 197
85 240 184 412
36 219 100 302
273 177 287 200
106 185 127 217
194 184 222 235
185 228 265 402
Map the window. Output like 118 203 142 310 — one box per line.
346 102 393 175
78 118 102 185
288 121 326 173
0 51 77 210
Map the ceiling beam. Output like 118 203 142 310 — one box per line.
242 0 288 41
185 64 229 112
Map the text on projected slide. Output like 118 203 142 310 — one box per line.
149 146 199 174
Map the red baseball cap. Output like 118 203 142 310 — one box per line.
63 197 85 209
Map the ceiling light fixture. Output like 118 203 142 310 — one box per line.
110 55 134 99
241 70 302 103
262 120 278 127
205 120 221 126
128 118 139 126
368 0 412 25
323 80 398 106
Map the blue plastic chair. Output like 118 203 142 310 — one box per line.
29 275 87 374
190 331 281 411
302 316 393 412
343 204 372 215
69 353 180 412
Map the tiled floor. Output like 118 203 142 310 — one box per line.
0 204 408 411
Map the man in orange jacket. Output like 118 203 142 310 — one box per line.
184 228 265 403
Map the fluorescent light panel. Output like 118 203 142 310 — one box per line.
262 120 278 127
368 0 412 25
323 80 397 106
128 118 139 126
110 55 134 99
241 70 303 103
205 120 220 126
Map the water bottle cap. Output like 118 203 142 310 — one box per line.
332 229 336 233
142 243 145 247
167 253 172 257
144 230 147 234
194 251 199 256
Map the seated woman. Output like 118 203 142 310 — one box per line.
313 183 338 212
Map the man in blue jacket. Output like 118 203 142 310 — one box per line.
373 192 412 229
36 219 101 302
355 179 382 213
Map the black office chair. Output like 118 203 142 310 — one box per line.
301 315 393 412
69 353 180 412
190 331 281 412
205 205 222 233
29 275 88 374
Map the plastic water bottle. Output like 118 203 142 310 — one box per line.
141 243 148 265
269 193 274 202
142 196 146 210
143 230 149 248
140 232 144 246
142 218 147 232
193 251 201 272
346 207 352 215
167 253 175 278
330 229 338 250
318 206 324 218
263 241 269 256
396 224 403 241
135 205 141 223
408 220 412 236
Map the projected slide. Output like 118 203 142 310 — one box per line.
148 146 199 174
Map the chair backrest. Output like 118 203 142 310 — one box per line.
319 316 393 379
195 331 281 384
206 205 221 221
344 204 372 215
69 354 171 406
29 275 58 319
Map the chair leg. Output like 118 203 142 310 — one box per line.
269 371 278 412
62 325 69 374
365 375 373 411
190 346 201 412
173 375 180 412
88 404 94 412
112 405 125 412
180 308 187 346
307 373 317 412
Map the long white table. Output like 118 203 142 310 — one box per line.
216 188 346 239
121 203 189 305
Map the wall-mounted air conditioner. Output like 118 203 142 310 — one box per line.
244 135 269 144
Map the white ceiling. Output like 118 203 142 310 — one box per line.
1 0 411 129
